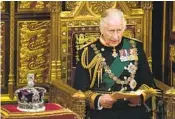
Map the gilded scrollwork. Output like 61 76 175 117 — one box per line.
75 32 100 62
170 45 175 62
18 21 50 85
49 86 85 118
49 2 62 13
126 19 142 40
35 1 44 9
62 1 83 17
123 30 135 38
87 1 116 16
78 4 91 16
19 1 31 8
0 1 5 11
75 33 99 48
0 22 5 85
18 1 50 12
67 20 99 27
126 1 141 8
141 1 153 10
66 1 80 11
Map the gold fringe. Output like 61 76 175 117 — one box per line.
100 67 103 83
90 60 101 88
137 84 161 102
89 69 92 80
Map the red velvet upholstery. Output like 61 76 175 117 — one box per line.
1 103 80 119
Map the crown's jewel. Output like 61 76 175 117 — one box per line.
15 74 46 112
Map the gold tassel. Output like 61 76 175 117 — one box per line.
137 84 161 102
89 69 91 80
98 70 100 87
90 60 101 88
100 66 103 83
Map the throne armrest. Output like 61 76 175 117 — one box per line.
49 80 86 119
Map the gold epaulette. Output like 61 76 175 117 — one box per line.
79 39 98 50
124 36 142 43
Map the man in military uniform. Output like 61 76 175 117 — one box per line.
74 8 156 119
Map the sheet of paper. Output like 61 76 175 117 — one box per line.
110 91 140 100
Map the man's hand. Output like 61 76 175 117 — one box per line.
99 94 116 108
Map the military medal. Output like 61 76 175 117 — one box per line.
124 62 137 74
129 79 137 90
112 47 118 58
120 48 138 62
89 40 138 90
129 48 138 61
119 49 127 61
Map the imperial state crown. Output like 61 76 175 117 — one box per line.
15 74 46 112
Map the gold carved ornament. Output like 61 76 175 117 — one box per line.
18 1 50 12
75 33 99 63
170 44 175 62
0 1 5 11
87 1 116 16
0 22 5 85
18 21 50 84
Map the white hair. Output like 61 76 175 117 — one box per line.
99 8 127 33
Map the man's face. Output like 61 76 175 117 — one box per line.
101 17 124 47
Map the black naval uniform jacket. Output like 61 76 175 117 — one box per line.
74 37 155 119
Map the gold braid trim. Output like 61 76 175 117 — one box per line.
81 47 103 88
90 60 102 88
124 36 142 42
81 47 100 69
84 90 99 109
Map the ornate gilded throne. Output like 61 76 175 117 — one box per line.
48 1 156 119
1 1 163 119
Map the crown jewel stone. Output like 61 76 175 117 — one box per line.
15 74 46 112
